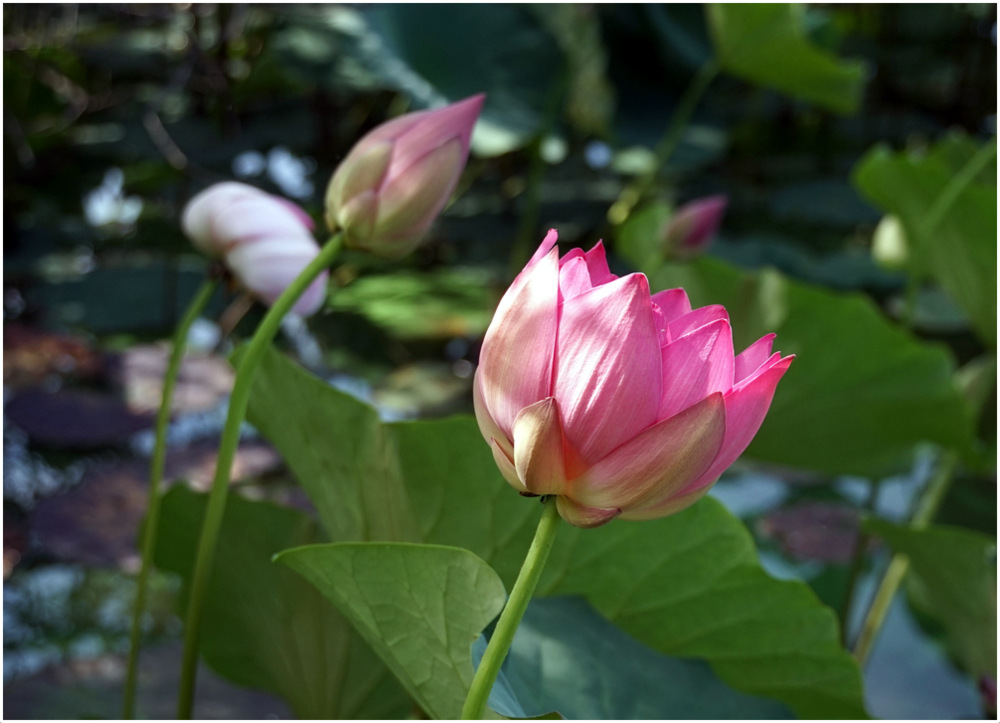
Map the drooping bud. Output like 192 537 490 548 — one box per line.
325 94 485 259
181 182 328 316
662 195 728 258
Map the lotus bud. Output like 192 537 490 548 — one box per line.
473 230 793 528
182 182 328 316
325 94 485 258
663 195 727 258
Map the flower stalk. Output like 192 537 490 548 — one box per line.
175 233 342 719
461 496 561 720
122 276 218 720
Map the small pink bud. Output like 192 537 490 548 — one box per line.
325 94 485 258
181 182 328 317
662 195 728 258
473 230 792 528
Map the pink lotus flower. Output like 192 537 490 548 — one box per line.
663 194 727 257
182 182 328 317
473 230 793 528
324 94 484 258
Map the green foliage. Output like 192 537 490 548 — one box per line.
853 135 998 347
864 519 997 679
644 257 973 476
330 268 498 341
278 543 507 720
707 4 867 114
249 350 868 719
475 596 793 719
153 486 410 719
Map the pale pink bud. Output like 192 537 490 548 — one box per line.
325 94 485 258
663 195 727 257
473 230 793 528
181 182 328 316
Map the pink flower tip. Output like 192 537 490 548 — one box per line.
324 94 486 259
664 194 728 257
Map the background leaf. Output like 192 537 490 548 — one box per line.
864 519 997 679
277 542 507 721
853 137 998 347
707 4 867 114
640 257 973 476
153 486 410 719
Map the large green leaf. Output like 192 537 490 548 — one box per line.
277 542 507 721
853 138 998 347
707 4 866 114
153 486 410 719
392 417 868 719
864 519 997 678
254 351 868 718
643 257 972 476
245 347 420 543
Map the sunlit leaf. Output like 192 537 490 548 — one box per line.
277 542 507 720
153 486 410 719
853 137 998 347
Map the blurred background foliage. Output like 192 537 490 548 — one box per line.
3 3 996 720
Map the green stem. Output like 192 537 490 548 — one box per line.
176 234 342 719
461 497 561 720
122 277 217 720
838 480 880 646
607 58 721 227
852 451 958 665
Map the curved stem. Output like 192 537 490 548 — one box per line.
607 58 721 227
853 451 958 665
122 277 217 720
176 234 343 719
462 497 561 720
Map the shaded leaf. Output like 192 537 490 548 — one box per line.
864 519 997 678
707 4 866 114
278 542 507 721
154 486 410 719
474 596 793 719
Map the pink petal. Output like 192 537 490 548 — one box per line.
558 255 594 301
512 397 571 496
658 319 735 419
569 392 726 511
650 288 691 324
473 370 512 450
488 438 526 493
553 273 662 463
667 304 729 340
477 232 560 437
582 242 616 286
556 497 621 528
685 355 794 492
619 483 712 521
734 333 775 384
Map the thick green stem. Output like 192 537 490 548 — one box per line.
122 277 217 720
607 58 721 227
462 497 561 720
852 451 958 665
175 234 342 719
